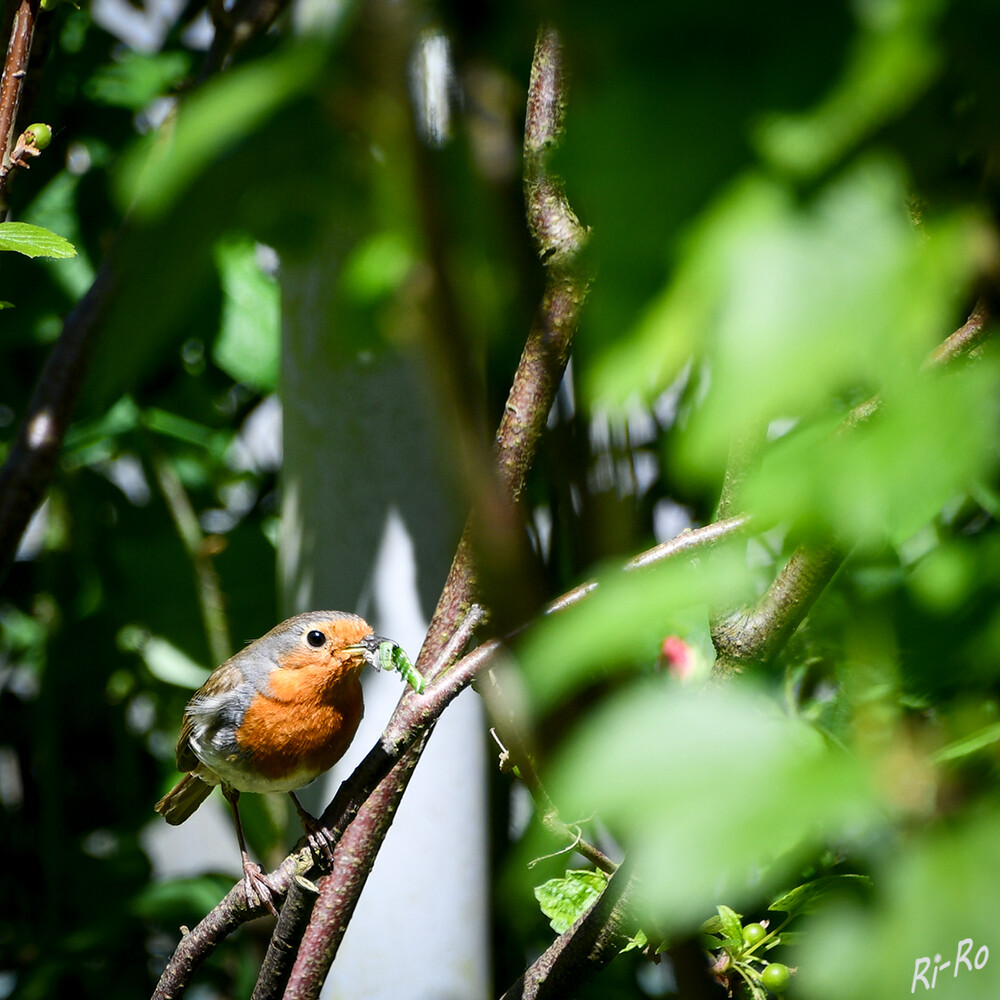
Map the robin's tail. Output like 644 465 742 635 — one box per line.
155 772 214 825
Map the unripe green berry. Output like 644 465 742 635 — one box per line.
742 922 767 947
761 962 791 994
25 124 52 150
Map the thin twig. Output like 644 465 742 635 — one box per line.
200 0 292 79
923 296 992 369
0 0 38 204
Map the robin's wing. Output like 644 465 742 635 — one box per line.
175 659 251 771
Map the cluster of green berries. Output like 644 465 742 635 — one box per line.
740 922 792 995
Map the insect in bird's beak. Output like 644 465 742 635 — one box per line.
346 634 425 694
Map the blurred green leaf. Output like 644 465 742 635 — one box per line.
768 874 871 918
119 626 210 688
755 6 941 177
798 809 1000 998
534 869 609 934
592 158 983 489
86 50 192 109
547 681 876 932
340 230 415 304
907 540 976 614
132 875 234 920
141 407 228 455
0 221 76 258
22 171 96 297
934 722 1000 764
212 236 280 391
742 362 999 545
116 41 324 220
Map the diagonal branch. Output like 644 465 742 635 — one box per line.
0 262 114 582
499 865 636 1000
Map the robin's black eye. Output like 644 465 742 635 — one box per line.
306 630 327 648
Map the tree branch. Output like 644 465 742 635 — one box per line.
153 32 595 991
250 875 320 1000
0 0 39 204
0 261 114 582
274 27 591 999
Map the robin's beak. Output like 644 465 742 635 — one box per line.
344 633 389 668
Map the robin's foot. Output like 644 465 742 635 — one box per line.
241 856 279 916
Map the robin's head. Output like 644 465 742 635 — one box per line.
267 611 384 675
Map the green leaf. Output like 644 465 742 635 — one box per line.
716 904 745 952
116 41 324 220
620 928 649 953
768 875 871 918
86 50 192 109
798 811 1000 998
132 875 235 919
933 721 1000 764
340 231 415 303
754 11 941 178
534 869 609 934
212 235 280 391
547 682 876 931
119 626 210 688
517 539 750 713
0 221 76 259
21 170 96 297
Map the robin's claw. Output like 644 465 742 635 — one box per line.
290 791 335 867
241 858 280 916
306 825 336 867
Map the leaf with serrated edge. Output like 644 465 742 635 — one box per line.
0 222 76 259
534 869 609 934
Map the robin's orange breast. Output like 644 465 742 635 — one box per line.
235 666 364 783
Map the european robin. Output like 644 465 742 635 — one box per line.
155 611 388 913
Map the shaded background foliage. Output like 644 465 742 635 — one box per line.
2 0 1000 998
